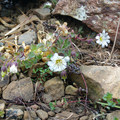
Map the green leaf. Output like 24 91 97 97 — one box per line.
28 52 35 58
37 43 44 48
47 54 53 59
62 39 70 49
57 37 64 48
35 54 42 61
51 0 57 5
63 98 67 104
31 44 37 51
51 46 56 53
46 41 52 47
114 117 119 120
0 110 5 117
107 100 116 107
49 102 55 111
33 69 36 73
71 33 75 38
103 92 112 101
117 99 120 104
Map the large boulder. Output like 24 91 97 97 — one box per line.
69 65 120 101
53 0 120 46
3 77 34 101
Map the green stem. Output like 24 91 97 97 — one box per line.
97 101 120 109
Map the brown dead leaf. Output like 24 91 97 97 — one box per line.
22 42 31 56
2 17 12 23
56 21 70 36
0 17 16 28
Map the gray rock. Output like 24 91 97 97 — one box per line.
24 110 37 120
65 85 78 95
79 116 88 120
36 109 48 120
54 107 62 114
19 73 25 79
24 111 30 120
44 77 64 101
6 108 23 119
17 14 29 24
42 94 52 103
11 74 17 81
0 103 5 111
37 102 51 112
30 110 37 119
55 111 79 120
33 8 51 20
18 30 37 45
48 111 55 117
0 100 6 105
0 88 2 96
106 110 120 120
3 77 34 101
69 65 120 101
0 71 9 88
9 105 25 111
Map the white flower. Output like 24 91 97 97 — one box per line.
43 34 55 45
10 64 18 73
47 53 70 72
95 30 110 48
44 2 52 8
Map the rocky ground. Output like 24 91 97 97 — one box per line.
0 0 120 120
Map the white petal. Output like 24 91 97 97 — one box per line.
102 29 106 34
51 53 58 61
47 61 54 67
106 40 110 43
101 44 105 48
64 56 70 62
96 40 100 44
95 35 100 40
10 65 17 73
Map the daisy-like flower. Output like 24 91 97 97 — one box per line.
10 62 18 73
44 2 52 8
47 53 70 72
95 30 110 48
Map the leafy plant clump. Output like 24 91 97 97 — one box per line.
32 65 53 83
97 92 120 109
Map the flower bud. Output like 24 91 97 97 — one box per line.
61 70 67 81
7 62 12 68
13 61 18 67
1 65 7 72
1 71 6 79
71 50 76 57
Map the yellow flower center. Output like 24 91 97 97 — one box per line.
35 48 43 55
100 36 103 41
56 59 62 65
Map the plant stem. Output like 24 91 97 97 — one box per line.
109 18 120 60
97 101 120 109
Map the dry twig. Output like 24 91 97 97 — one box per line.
109 18 120 60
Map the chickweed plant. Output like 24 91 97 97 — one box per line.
0 20 111 113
